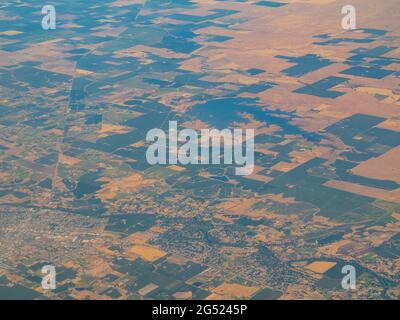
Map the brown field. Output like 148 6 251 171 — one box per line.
324 180 400 204
46 129 64 136
272 161 298 173
99 123 131 135
167 164 187 172
127 231 154 244
319 240 353 256
351 146 400 184
75 68 94 76
216 197 269 218
267 193 297 204
0 30 23 36
59 154 81 166
242 165 273 183
96 173 157 201
254 227 285 243
279 284 325 300
174 291 193 299
392 213 400 221
126 244 167 262
96 246 118 256
166 255 188 265
138 283 158 296
377 119 400 132
305 261 336 274
210 283 258 300
86 258 113 278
